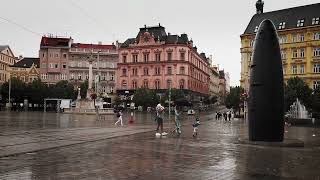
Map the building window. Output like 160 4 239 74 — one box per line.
314 32 320 40
279 35 287 44
70 73 74 80
122 69 127 76
110 73 114 81
55 54 59 58
167 79 172 89
278 22 286 29
292 49 298 58
132 80 138 89
63 54 67 58
254 26 259 32
180 66 185 75
42 53 45 57
179 79 185 89
85 74 89 80
312 17 320 25
250 39 255 47
144 54 149 62
249 53 253 61
123 55 127 63
49 63 54 68
143 79 148 88
314 81 320 90
78 62 82 67
300 48 305 58
283 66 286 75
110 86 114 93
314 64 320 73
180 52 185 60
62 64 66 69
133 54 138 63
300 65 305 74
281 50 287 60
155 67 161 75
300 34 305 42
78 74 82 80
167 66 172 75
297 19 305 27
292 34 298 42
292 65 297 74
132 68 138 76
122 80 127 89
143 67 149 75
155 53 161 62
155 79 160 89
55 64 59 68
167 52 172 61
314 48 320 57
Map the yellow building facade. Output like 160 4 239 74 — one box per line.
9 57 40 83
240 2 320 92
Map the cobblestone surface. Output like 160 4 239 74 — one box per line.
1 111 320 179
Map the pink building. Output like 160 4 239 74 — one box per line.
39 36 72 85
117 24 210 100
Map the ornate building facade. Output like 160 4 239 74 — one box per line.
117 24 210 100
0 45 16 84
9 57 40 83
240 1 320 92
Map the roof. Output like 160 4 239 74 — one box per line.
243 3 320 34
40 36 71 47
120 25 189 48
0 45 9 52
71 43 116 50
10 57 39 68
219 70 225 79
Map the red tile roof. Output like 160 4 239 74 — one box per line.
71 43 116 50
40 36 71 47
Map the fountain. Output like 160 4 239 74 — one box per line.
287 98 312 125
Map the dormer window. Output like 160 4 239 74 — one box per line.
312 17 320 25
297 19 305 27
254 26 259 32
278 22 286 30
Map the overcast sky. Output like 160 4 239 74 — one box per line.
0 0 319 86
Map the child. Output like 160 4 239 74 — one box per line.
192 117 200 137
115 110 123 126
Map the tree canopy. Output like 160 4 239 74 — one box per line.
133 88 159 109
225 86 244 111
284 77 312 111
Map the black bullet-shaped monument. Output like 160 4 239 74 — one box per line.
248 19 284 142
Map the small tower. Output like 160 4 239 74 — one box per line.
256 0 264 14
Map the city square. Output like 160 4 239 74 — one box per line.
1 0 320 179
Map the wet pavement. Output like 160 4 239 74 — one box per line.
1 111 320 179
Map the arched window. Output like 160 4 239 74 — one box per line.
180 66 185 75
132 80 138 89
167 79 172 89
155 79 160 89
143 67 149 75
143 79 148 88
122 80 127 89
179 79 185 89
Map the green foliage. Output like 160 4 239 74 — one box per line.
25 78 48 104
133 88 159 109
203 96 217 105
80 80 88 99
225 86 243 111
163 88 185 102
49 80 76 99
0 77 26 103
113 95 122 106
284 77 312 111
312 87 320 119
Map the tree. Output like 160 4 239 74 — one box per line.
133 88 159 109
49 80 76 99
163 88 185 103
26 78 48 104
225 86 243 113
80 80 88 99
0 77 26 103
312 87 320 119
113 95 122 106
284 77 312 111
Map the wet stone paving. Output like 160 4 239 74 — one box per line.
0 111 320 179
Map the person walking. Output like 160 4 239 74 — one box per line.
192 117 200 137
174 105 182 135
228 111 232 121
155 103 167 136
115 110 123 126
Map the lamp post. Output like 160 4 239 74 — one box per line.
8 77 11 110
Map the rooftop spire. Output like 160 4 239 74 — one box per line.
256 0 264 14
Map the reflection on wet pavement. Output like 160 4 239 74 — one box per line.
0 111 320 179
